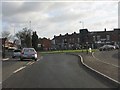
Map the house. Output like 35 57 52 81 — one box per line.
38 38 51 51
52 28 120 50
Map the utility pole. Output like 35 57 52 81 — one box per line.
80 21 84 29
14 26 15 36
29 21 31 30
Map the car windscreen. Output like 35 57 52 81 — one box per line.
24 49 35 52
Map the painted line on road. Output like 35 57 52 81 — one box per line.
26 62 35 66
26 62 33 65
13 66 26 74
2 58 9 61
79 55 120 85
36 56 43 62
92 52 120 68
29 62 35 65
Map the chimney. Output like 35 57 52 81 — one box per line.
105 28 106 32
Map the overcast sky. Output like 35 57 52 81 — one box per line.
1 0 119 39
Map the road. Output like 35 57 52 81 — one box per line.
2 53 116 88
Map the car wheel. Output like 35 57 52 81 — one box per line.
12 56 15 58
34 58 37 61
20 58 23 61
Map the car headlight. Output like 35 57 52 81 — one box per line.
35 54 37 58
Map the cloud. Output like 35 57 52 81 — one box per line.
2 1 118 39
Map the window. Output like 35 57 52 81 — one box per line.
97 35 100 41
77 38 79 43
106 35 110 40
69 38 71 42
93 36 96 41
72 38 74 42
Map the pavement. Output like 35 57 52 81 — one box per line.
1 50 12 61
75 50 120 85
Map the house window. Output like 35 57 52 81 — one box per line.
97 35 100 41
62 39 64 43
72 38 74 42
93 36 96 41
77 38 79 43
69 38 71 42
106 35 110 40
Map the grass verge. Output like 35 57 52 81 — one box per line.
38 49 97 55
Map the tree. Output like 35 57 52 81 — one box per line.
16 27 32 48
2 30 11 40
1 31 10 58
32 31 38 51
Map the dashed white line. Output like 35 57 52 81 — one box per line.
26 62 33 65
13 57 42 74
13 66 26 74
29 62 35 65
92 52 120 68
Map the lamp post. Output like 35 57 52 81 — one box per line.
80 21 84 29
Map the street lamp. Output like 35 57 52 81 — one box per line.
80 21 84 29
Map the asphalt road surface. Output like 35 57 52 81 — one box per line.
2 53 116 88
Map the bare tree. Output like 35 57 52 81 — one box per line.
15 27 32 48
2 30 11 40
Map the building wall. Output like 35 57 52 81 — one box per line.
38 38 51 51
53 32 80 50
52 28 120 50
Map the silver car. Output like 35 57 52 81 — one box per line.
20 48 37 61
99 45 115 51
12 49 21 58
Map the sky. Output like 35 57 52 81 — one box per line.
1 0 119 39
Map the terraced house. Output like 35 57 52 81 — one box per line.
52 28 120 50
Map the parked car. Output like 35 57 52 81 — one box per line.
8 47 17 50
115 44 119 49
12 49 21 58
20 48 37 61
99 45 115 51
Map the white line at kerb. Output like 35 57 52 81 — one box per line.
79 55 120 85
92 52 119 68
13 66 26 74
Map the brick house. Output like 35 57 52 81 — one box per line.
52 32 80 50
52 28 120 50
38 38 51 51
88 28 120 48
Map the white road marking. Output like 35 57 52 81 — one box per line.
13 66 26 74
26 62 33 65
79 55 120 85
92 52 120 68
29 62 35 65
2 58 9 61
